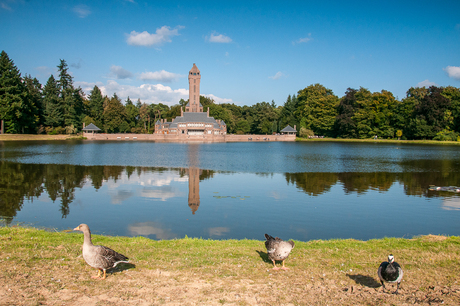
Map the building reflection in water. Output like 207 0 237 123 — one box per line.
184 167 201 214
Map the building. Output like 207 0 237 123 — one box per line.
154 64 227 137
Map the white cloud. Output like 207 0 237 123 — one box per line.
76 80 188 106
204 93 233 104
110 65 133 79
126 25 184 47
35 66 53 78
416 79 438 88
293 34 312 45
139 70 183 82
208 32 232 43
269 71 286 80
1 2 12 10
73 4 91 18
444 66 460 80
75 80 232 106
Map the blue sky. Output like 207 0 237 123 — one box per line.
1 0 460 107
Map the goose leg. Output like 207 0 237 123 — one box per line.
102 269 107 280
272 260 280 270
393 282 400 295
380 281 386 293
92 269 102 279
281 260 290 270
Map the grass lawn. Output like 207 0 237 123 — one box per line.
1 226 459 305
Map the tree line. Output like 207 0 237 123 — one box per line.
1 50 460 140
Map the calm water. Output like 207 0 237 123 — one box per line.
0 140 459 241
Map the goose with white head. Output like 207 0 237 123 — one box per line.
378 254 404 294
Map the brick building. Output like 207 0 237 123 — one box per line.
154 64 227 136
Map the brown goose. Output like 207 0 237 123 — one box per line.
264 233 295 270
74 224 129 279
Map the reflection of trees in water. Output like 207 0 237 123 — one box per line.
0 163 218 222
0 162 45 223
2 161 460 222
284 172 460 198
338 172 396 194
285 173 338 196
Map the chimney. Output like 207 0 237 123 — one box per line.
181 107 184 116
294 125 296 131
207 107 209 117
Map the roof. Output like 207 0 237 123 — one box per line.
169 112 224 129
82 123 101 131
280 125 297 133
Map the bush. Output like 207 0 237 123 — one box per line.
65 125 77 135
433 130 458 141
299 127 314 138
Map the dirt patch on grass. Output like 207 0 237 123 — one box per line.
420 234 449 242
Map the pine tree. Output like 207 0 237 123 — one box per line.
88 85 104 127
0 51 28 133
22 74 42 133
43 75 63 127
57 59 83 132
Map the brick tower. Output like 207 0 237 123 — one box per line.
186 63 203 112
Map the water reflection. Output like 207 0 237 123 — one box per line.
1 161 459 222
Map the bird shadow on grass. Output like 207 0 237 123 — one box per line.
346 274 381 288
109 263 136 275
256 250 271 264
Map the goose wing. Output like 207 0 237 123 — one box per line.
93 245 129 269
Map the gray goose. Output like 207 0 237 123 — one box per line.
378 254 403 294
264 233 295 270
74 224 129 279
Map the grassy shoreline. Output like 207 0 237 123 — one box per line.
0 134 84 141
296 137 460 145
1 226 459 305
1 133 460 145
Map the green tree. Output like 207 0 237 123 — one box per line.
139 102 151 132
296 84 338 137
235 119 250 134
442 86 460 134
279 94 298 132
0 51 28 133
411 86 451 139
57 59 83 131
103 94 127 133
43 75 63 128
200 96 214 109
335 88 359 138
209 104 233 130
125 96 139 129
87 85 104 128
22 74 42 133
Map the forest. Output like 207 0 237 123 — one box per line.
1 50 460 140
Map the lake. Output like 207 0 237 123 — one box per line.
0 140 459 241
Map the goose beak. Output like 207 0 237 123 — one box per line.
73 226 80 231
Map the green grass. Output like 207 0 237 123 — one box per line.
296 137 460 145
1 226 460 305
